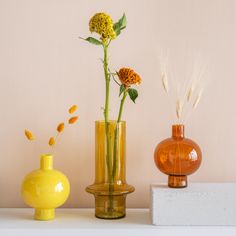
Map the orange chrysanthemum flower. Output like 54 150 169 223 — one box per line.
117 68 141 87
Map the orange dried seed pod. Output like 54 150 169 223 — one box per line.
24 130 35 141
49 137 55 146
68 116 78 124
69 105 78 114
57 123 65 133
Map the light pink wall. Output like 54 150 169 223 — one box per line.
0 0 236 208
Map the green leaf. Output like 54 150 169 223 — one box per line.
113 13 127 36
119 13 127 30
119 84 126 96
80 37 102 45
113 25 121 36
128 88 138 103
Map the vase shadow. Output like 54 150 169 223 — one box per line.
55 209 152 226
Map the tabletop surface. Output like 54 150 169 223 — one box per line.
0 208 236 236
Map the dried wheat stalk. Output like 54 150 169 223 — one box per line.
161 72 169 93
158 48 207 124
193 89 203 109
187 86 194 102
176 99 183 120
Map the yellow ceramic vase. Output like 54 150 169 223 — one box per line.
21 154 70 220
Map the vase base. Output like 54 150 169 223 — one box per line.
95 212 126 220
94 194 126 219
34 208 55 220
168 175 187 188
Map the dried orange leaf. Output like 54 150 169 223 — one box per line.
68 116 78 124
57 123 65 133
24 130 35 141
69 105 78 114
49 137 55 146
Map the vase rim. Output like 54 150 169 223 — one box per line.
172 123 184 127
40 154 53 170
95 120 126 124
41 153 53 158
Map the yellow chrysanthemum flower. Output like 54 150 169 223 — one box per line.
118 68 141 87
89 13 116 42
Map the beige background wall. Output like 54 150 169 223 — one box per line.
0 0 236 208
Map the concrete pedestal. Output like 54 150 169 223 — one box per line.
150 183 236 226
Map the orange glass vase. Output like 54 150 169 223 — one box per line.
154 124 202 188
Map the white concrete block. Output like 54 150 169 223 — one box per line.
150 183 236 226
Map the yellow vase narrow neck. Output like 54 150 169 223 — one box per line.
40 155 53 170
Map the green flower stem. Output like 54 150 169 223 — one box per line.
117 90 128 123
103 43 113 191
103 43 110 123
112 90 128 178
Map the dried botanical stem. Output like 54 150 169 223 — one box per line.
176 99 183 120
57 123 65 132
69 105 78 114
187 86 194 102
193 89 203 109
49 109 78 149
68 116 78 124
48 137 55 146
161 72 169 93
24 130 35 141
158 48 207 125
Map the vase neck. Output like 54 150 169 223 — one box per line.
172 124 184 139
40 154 53 170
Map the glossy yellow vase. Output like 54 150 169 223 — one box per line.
86 121 134 219
21 154 70 220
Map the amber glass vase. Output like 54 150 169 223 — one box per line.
86 121 134 219
154 124 202 188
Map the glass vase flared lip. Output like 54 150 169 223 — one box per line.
86 184 135 196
